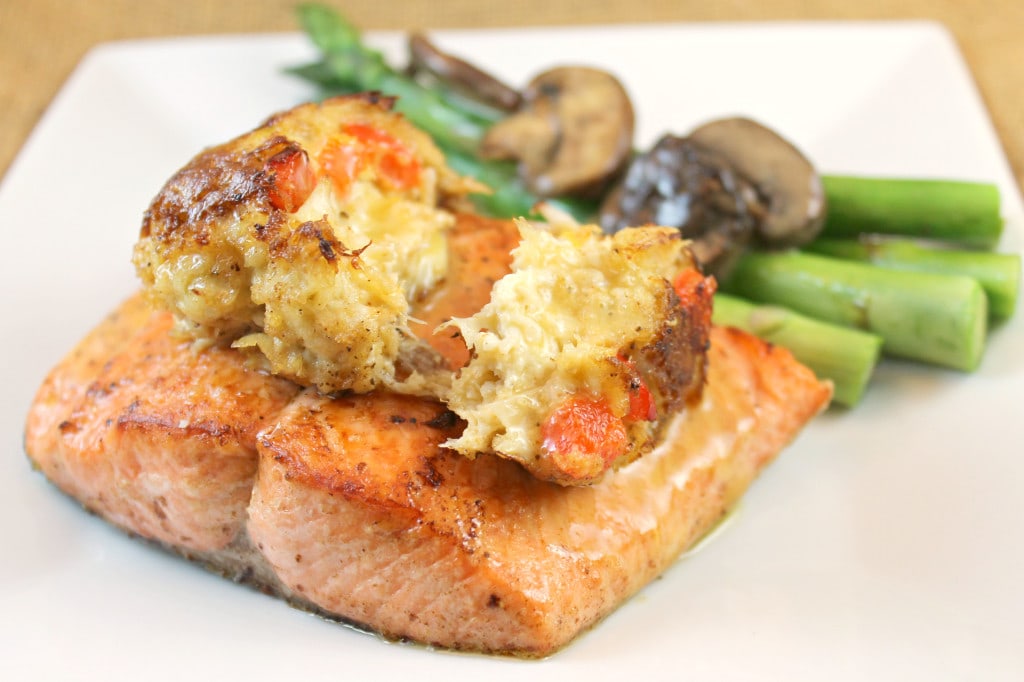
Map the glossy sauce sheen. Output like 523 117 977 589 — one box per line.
24 213 831 656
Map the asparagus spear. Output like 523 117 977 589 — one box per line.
806 238 1020 321
294 4 599 221
295 4 494 156
713 294 882 407
290 4 1007 381
722 251 989 371
444 149 597 220
820 175 1003 249
294 8 1010 242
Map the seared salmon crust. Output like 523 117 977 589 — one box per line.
25 295 829 655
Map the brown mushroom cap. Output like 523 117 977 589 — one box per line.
599 134 758 278
479 66 635 198
689 117 826 247
407 33 523 112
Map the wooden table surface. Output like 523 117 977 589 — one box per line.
2 0 1022 194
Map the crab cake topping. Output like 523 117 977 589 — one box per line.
443 220 714 485
133 95 478 394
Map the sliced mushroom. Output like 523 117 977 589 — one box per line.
479 66 635 198
688 117 826 247
407 33 523 112
599 134 758 278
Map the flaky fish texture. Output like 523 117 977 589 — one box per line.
26 218 831 657
444 219 713 485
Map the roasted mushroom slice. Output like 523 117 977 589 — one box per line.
407 33 522 112
599 134 758 278
689 117 826 247
479 66 634 198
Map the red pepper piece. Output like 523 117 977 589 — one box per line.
318 123 422 197
266 146 316 212
541 396 628 468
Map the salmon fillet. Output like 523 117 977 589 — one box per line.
248 325 829 654
24 213 831 656
412 212 520 369
24 296 300 552
22 213 510 553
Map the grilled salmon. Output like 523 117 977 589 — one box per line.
25 211 831 656
24 296 300 552
249 325 829 654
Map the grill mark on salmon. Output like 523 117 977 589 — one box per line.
247 325 830 654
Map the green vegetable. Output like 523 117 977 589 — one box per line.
296 3 361 52
806 238 1020 321
722 251 989 371
820 175 1003 249
294 3 494 156
293 4 599 222
290 3 1013 399
713 294 882 407
444 149 594 220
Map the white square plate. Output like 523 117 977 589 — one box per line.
1 22 1021 681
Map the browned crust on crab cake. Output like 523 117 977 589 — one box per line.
133 95 475 395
